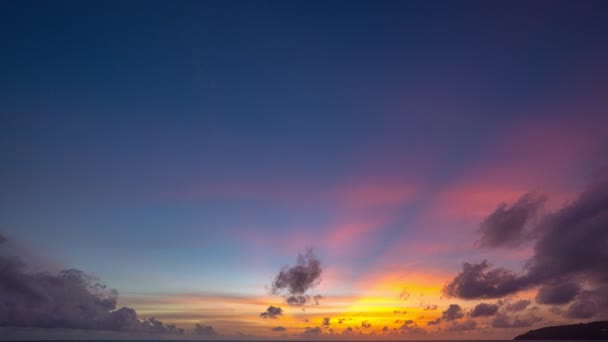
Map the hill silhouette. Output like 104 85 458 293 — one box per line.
514 321 608 340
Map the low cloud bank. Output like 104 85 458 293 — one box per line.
444 172 608 319
0 234 184 334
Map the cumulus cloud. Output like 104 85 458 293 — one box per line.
445 172 608 318
0 235 182 334
259 306 283 319
443 260 529 299
471 303 499 317
491 313 539 328
565 299 597 319
442 304 465 321
446 320 477 331
193 324 216 336
477 193 546 249
505 299 531 312
427 318 441 326
271 249 322 306
303 327 322 334
400 320 414 327
361 320 372 329
399 320 426 334
535 282 580 305
271 326 286 332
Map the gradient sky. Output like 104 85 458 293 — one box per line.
1 0 608 340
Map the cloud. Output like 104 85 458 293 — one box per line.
322 317 330 326
565 299 597 319
442 304 465 321
535 282 580 305
399 320 426 334
361 320 372 329
426 318 441 326
443 260 529 299
423 304 438 311
425 305 464 327
400 288 410 300
271 326 286 332
505 299 531 312
303 327 322 334
477 193 546 249
0 235 182 334
491 313 539 328
271 249 322 306
446 320 477 331
445 171 608 316
259 306 283 319
193 324 216 336
471 303 499 317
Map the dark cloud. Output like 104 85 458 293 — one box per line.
361 320 372 329
313 295 323 305
477 193 546 249
271 250 322 306
322 317 330 326
445 173 608 316
535 282 580 305
401 320 414 326
344 326 353 333
423 304 438 311
561 287 608 319
382 326 389 332
442 304 465 321
471 303 499 317
0 235 181 334
491 313 538 329
427 318 441 326
259 306 283 319
193 324 216 336
303 327 322 334
526 174 608 284
443 260 529 299
0 233 6 244
271 326 286 332
565 299 597 319
399 320 426 334
286 295 308 305
505 299 531 312
446 320 477 331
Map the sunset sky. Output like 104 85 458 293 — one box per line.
1 1 608 340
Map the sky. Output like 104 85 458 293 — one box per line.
1 0 608 340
